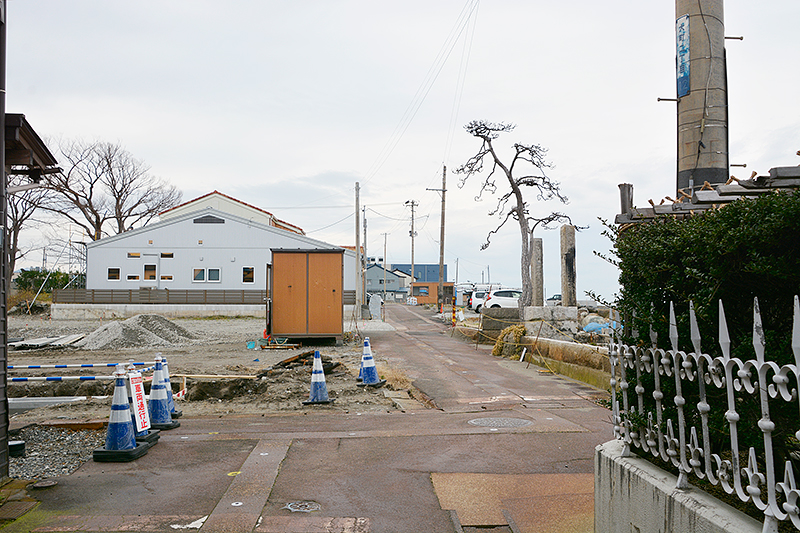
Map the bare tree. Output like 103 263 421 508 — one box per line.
5 173 49 293
43 140 182 240
455 120 571 310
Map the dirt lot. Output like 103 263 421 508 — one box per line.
7 314 416 423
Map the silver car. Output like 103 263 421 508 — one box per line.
470 291 487 312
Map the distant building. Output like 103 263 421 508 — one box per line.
364 264 407 302
391 264 447 283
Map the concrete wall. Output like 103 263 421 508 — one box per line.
52 303 267 320
595 440 761 533
53 303 360 323
520 336 610 391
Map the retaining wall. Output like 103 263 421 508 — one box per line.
595 440 761 533
520 336 610 391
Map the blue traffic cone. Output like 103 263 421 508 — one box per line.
357 337 369 382
149 356 180 430
93 366 149 462
303 351 334 405
161 357 182 419
126 361 159 446
357 338 386 388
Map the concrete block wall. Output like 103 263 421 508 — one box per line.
595 440 762 533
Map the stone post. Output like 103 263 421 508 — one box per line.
531 238 544 306
560 225 576 307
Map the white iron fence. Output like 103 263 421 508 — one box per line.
610 296 800 532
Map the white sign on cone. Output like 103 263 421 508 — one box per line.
129 372 151 432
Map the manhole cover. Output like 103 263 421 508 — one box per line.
468 417 532 428
283 501 322 513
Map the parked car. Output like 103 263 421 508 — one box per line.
546 294 562 306
469 291 488 312
483 289 522 309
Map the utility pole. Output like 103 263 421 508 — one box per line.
381 232 388 303
362 206 367 304
405 200 418 295
427 165 447 311
355 182 362 309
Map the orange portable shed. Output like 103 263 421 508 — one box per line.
270 249 344 342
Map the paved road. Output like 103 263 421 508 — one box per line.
6 305 613 533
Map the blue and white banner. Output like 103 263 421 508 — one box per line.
676 14 690 97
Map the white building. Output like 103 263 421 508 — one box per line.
85 191 357 298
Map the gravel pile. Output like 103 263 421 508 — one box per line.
9 426 106 481
75 314 196 350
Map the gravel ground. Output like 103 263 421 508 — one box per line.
9 426 106 481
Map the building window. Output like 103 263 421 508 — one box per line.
242 267 254 283
108 268 121 281
127 275 140 281
144 264 156 280
127 252 140 258
208 268 221 282
193 268 205 282
160 275 173 281
161 252 174 258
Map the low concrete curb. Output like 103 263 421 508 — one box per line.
595 440 761 533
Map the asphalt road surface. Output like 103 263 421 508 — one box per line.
6 304 613 533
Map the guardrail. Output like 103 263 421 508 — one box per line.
610 297 800 532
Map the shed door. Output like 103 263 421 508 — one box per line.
308 252 342 335
272 252 308 335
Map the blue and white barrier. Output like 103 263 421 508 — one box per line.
9 362 148 370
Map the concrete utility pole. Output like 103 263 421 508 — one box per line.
675 0 728 194
362 206 367 303
427 165 447 311
405 200 418 294
355 183 362 308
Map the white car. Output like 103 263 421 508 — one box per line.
483 289 522 309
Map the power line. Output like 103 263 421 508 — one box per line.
362 0 480 184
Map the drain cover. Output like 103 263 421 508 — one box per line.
283 501 322 513
468 417 532 428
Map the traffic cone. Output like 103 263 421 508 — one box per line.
149 355 180 430
126 361 159 446
162 357 182 419
93 365 149 462
357 338 386 388
302 351 334 405
357 337 369 382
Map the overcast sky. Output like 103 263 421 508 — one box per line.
6 1 799 301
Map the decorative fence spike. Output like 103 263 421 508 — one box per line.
689 301 701 355
753 297 766 364
669 301 679 353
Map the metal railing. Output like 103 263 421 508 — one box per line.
610 296 800 532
